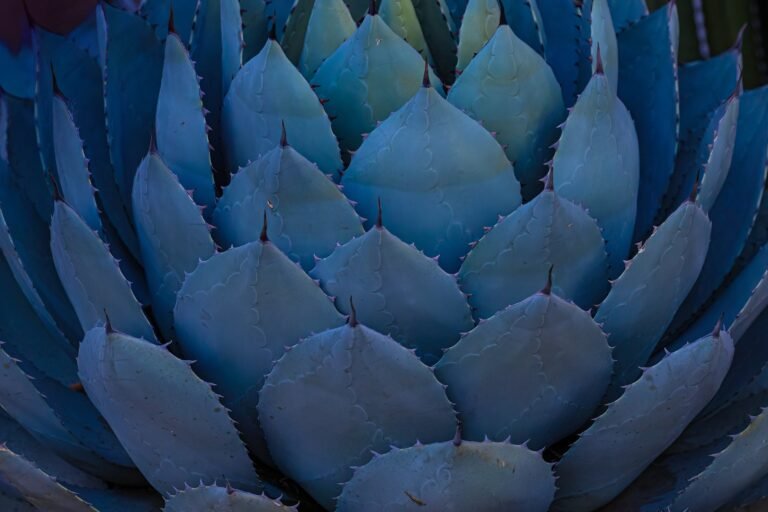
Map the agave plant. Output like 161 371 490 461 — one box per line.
0 0 767 510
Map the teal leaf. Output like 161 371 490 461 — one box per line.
241 0 269 63
156 33 217 215
213 140 363 270
221 0 244 97
459 186 609 319
139 0 198 43
697 93 740 213
448 24 564 200
596 200 711 397
590 0 618 93
298 0 355 79
616 3 679 244
500 0 546 56
50 201 157 342
552 328 734 512
379 0 432 64
222 38 342 175
132 152 216 339
435 289 612 448
607 0 647 30
310 221 473 365
337 440 555 511
258 321 456 509
537 0 581 106
342 84 521 273
77 326 261 495
280 0 314 65
173 240 344 462
164 485 298 511
455 0 499 73
410 0 457 82
553 66 640 278
311 12 441 153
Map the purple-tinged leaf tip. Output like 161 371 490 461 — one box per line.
280 120 288 147
348 297 359 327
422 60 430 88
453 424 462 446
376 197 383 228
498 0 507 26
369 0 377 16
260 210 269 242
713 313 724 338
541 265 554 295
594 44 605 75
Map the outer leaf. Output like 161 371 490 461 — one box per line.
537 0 581 106
697 92 740 213
132 152 215 338
52 95 101 232
552 328 734 511
455 0 498 73
616 3 679 243
379 0 431 62
298 0 356 79
220 0 244 97
448 24 564 200
312 13 441 153
596 200 711 396
222 38 342 175
139 0 198 42
164 485 297 511
213 142 363 271
173 240 344 462
435 291 612 448
156 33 216 215
310 223 473 365
100 3 164 215
500 0 546 55
459 188 609 319
258 321 456 509
50 201 157 342
410 0 457 82
608 0 647 30
590 0 618 92
553 68 639 278
241 0 269 63
337 440 555 511
77 326 261 495
342 85 521 273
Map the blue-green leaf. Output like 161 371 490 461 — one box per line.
500 0 546 56
537 0 581 106
342 84 521 273
697 93 740 213
435 290 612 449
241 0 269 63
174 240 344 462
379 0 432 62
337 440 555 511
164 485 297 511
455 0 499 73
221 0 244 97
607 0 647 30
310 222 473 365
258 321 455 509
410 0 457 82
280 0 314 65
139 0 198 43
298 0 355 79
590 0 618 93
77 326 261 495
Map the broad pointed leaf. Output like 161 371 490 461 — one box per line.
608 0 647 30
590 0 618 92
455 0 499 73
164 485 297 511
298 0 355 79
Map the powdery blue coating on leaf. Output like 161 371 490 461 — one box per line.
279 0 314 65
379 0 432 62
342 86 521 273
596 201 711 397
50 201 157 342
310 224 473 365
265 0 294 38
459 189 609 319
220 0 244 97
173 240 344 462
52 96 101 233
448 25 564 201
298 0 356 79
607 0 647 30
164 485 298 511
672 86 768 331
258 322 456 510
337 440 555 511
213 144 363 271
697 94 740 213
312 14 441 153
616 3 679 244
671 407 768 512
241 0 268 63
500 0 546 56
409 0 457 82
0 446 96 512
222 39 343 175
132 152 215 338
455 0 499 73
537 0 580 106
156 34 217 216
590 0 618 92
552 329 734 512
101 3 164 216
77 326 261 496
553 71 639 279
435 291 611 449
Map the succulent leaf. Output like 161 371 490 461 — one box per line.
337 440 555 511
173 240 345 461
222 38 343 174
164 485 297 511
298 0 356 80
459 187 609 319
220 0 244 97
132 152 216 338
435 290 612 448
553 328 734 511
536 0 581 106
258 321 456 509
156 33 217 215
50 201 157 342
409 0 457 82
379 0 432 62
455 0 499 73
77 326 261 495
213 141 363 270
139 0 198 42
241 0 269 63
448 23 564 200
607 0 647 30
310 222 473 365
596 200 711 396
342 84 521 273
590 0 618 93
696 93 740 213
0 29 35 99
500 0 546 56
